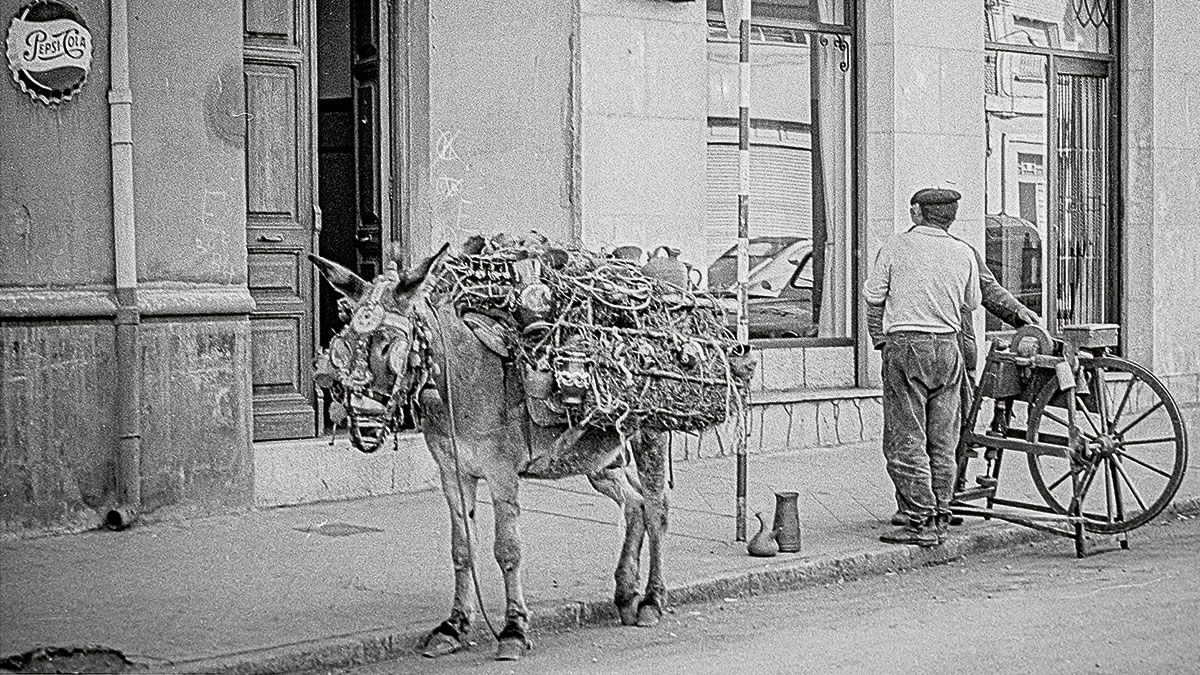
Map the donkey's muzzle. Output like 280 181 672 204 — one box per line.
348 394 388 453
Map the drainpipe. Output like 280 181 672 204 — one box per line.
106 0 141 530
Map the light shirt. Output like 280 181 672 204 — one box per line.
863 225 981 334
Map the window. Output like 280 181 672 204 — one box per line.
704 0 854 341
983 0 1117 334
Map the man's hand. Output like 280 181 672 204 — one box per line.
1017 307 1041 326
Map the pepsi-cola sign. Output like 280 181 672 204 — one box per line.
6 1 92 106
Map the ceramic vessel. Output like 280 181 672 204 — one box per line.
772 491 801 553
746 512 779 557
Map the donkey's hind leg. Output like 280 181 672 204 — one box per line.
588 467 646 626
633 432 669 627
423 453 480 658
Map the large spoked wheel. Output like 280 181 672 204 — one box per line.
1026 355 1188 534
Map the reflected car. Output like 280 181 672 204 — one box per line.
706 237 818 339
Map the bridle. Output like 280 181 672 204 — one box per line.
315 267 437 453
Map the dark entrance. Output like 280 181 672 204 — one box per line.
317 0 391 348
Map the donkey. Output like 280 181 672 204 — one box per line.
309 246 671 661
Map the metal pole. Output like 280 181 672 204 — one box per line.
734 0 751 543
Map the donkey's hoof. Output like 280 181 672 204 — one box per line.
495 637 531 661
422 632 466 658
635 604 662 627
617 594 642 626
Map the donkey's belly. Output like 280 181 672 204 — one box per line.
518 426 630 479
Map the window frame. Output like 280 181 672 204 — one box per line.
983 0 1122 339
703 1 861 349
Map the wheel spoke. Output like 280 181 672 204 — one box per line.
1117 401 1164 437
1103 458 1115 524
1041 409 1098 440
1108 377 1136 433
1047 468 1075 492
1119 436 1177 448
1092 366 1112 427
1111 458 1148 511
1075 395 1105 438
1076 459 1102 504
1116 450 1174 479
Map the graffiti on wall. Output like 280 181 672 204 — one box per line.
430 129 473 243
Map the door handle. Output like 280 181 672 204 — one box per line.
257 234 284 243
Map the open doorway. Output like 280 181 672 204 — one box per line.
316 0 391 347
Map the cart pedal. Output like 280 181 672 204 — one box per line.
975 475 998 488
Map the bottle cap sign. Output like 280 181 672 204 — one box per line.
6 1 92 106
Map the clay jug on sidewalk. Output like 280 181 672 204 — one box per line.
746 512 779 557
772 491 801 553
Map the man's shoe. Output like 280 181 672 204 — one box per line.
879 525 939 547
933 516 950 543
892 511 962 527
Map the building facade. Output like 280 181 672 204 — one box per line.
2 0 1197 535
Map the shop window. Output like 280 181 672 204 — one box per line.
984 0 1117 334
704 0 854 341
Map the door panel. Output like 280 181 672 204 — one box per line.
350 0 389 281
244 0 318 441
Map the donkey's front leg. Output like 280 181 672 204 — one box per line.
489 473 532 661
422 459 479 658
634 432 669 627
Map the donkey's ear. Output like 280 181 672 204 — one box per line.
395 242 451 297
308 254 367 300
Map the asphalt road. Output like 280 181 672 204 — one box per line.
335 513 1200 675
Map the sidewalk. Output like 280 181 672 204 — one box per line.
3 428 1198 674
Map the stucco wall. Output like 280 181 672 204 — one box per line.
424 0 577 251
578 0 707 262
129 0 247 288
0 0 113 288
1124 0 1200 406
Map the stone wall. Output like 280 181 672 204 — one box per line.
860 0 987 387
578 0 707 262
1124 0 1200 408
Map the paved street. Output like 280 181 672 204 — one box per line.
336 511 1200 675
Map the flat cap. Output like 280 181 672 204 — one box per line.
910 188 961 205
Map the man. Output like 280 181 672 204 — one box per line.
864 188 980 546
871 217 1041 528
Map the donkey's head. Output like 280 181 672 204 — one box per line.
309 244 451 452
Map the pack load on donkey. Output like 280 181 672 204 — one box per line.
439 233 755 435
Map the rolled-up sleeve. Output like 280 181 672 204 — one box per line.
863 245 891 307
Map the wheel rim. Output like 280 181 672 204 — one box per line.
1026 355 1188 534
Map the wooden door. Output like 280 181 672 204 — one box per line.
350 0 390 280
244 0 319 440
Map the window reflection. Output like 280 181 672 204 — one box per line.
705 0 846 27
704 19 852 340
985 0 1111 54
985 53 1048 332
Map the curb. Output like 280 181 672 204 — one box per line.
164 496 1200 675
